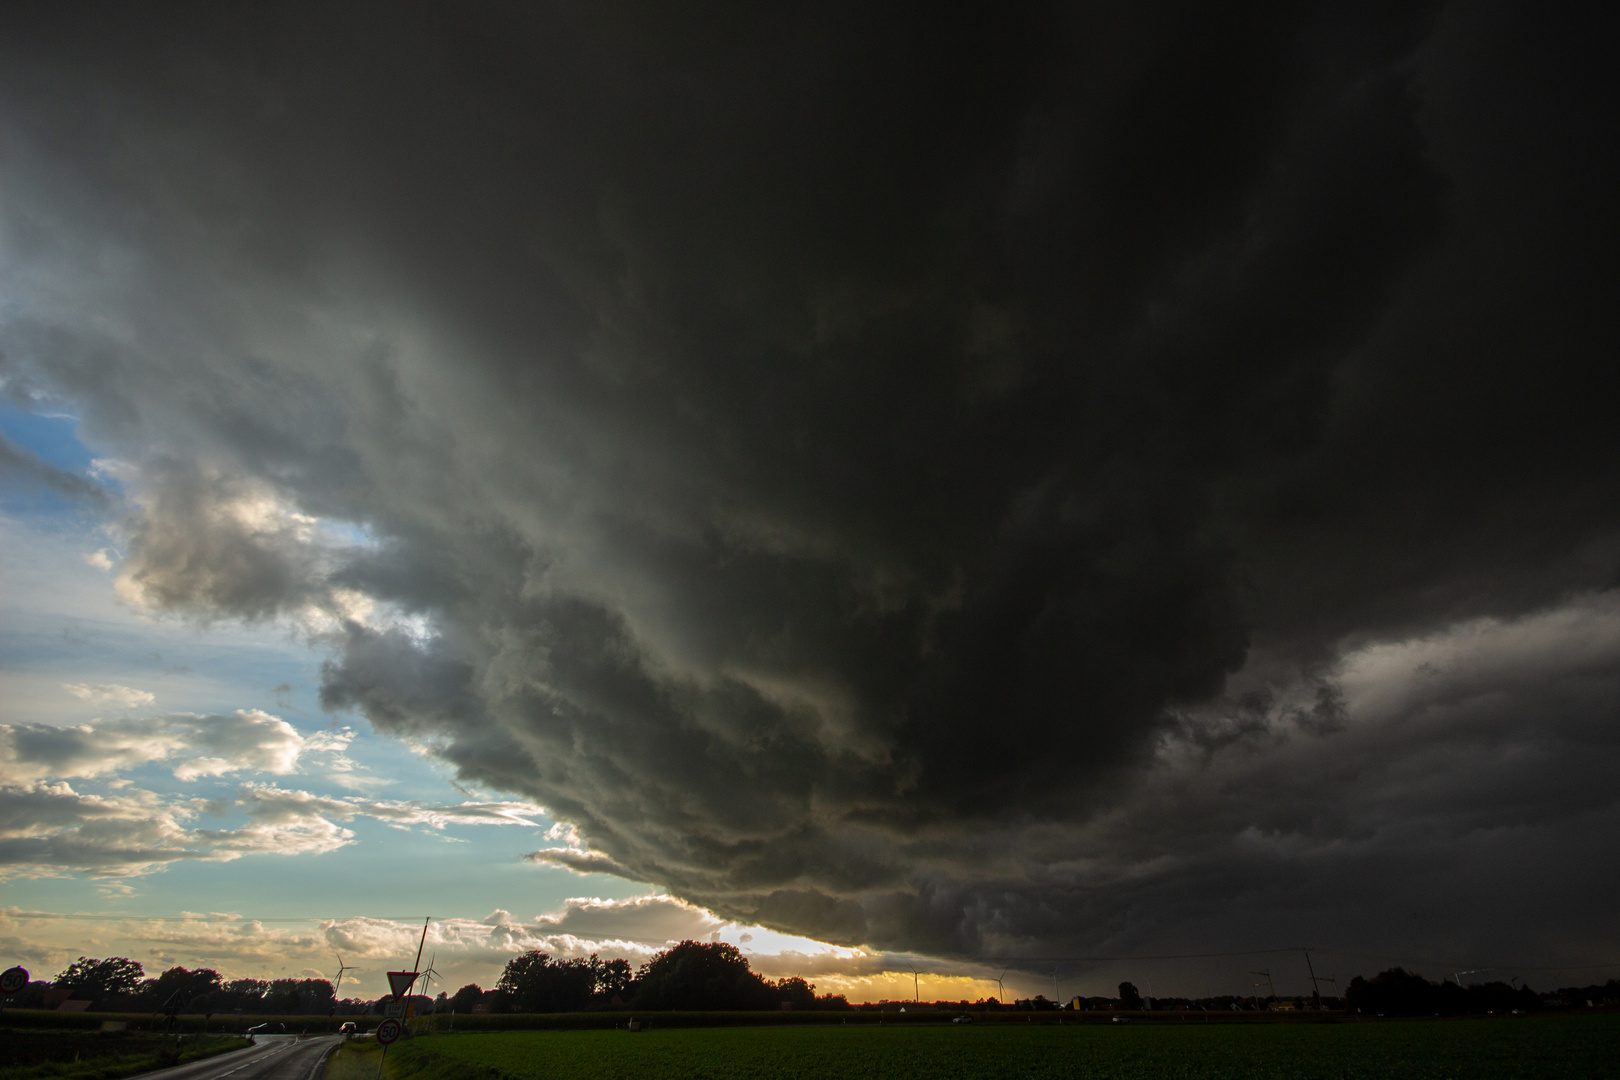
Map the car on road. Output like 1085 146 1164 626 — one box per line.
246 1022 287 1035
339 1022 357 1036
952 1015 973 1024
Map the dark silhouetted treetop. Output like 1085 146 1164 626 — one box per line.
496 952 633 1013
1345 968 1541 1016
1118 981 1143 1009
631 941 776 1011
54 957 144 999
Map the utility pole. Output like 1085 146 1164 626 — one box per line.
412 917 431 976
1302 951 1335 1009
1250 970 1275 1008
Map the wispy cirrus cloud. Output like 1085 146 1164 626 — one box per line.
237 786 547 831
0 432 109 506
62 683 155 709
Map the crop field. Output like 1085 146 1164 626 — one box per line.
341 1015 1620 1080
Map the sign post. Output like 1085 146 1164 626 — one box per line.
373 1015 404 1080
385 971 418 1035
1 966 28 1013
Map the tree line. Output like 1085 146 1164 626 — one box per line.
14 942 850 1016
8 956 349 1015
15 951 1613 1016
463 941 851 1013
1344 968 1544 1017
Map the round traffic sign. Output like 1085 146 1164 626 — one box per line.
0 966 28 995
375 1018 403 1045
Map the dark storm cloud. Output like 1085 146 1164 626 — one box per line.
2 1 1617 980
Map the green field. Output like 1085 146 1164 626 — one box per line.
334 1016 1619 1080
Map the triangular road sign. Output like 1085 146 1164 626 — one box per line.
387 971 419 999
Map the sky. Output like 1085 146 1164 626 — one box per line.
1 1 1617 1004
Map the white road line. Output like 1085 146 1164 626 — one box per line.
153 1036 334 1080
213 1042 292 1080
302 1041 336 1080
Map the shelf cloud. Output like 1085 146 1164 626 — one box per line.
2 0 1616 977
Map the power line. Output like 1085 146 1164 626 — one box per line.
1296 948 1620 974
985 947 1620 973
0 910 756 951
2 911 433 922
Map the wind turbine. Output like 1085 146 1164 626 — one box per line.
995 971 1007 1007
331 955 356 1033
419 954 441 1008
908 965 920 1004
333 955 356 998
417 953 442 1027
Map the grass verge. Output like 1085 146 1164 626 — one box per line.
0 1034 250 1080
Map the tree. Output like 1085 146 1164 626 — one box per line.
146 967 223 1012
260 978 335 1015
497 952 599 1013
1344 968 1541 1017
1118 982 1143 1010
777 976 817 1010
218 978 269 1013
450 983 484 1012
1345 968 1437 1016
55 957 145 1000
593 957 634 998
631 941 774 1011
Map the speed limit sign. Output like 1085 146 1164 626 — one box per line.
375 1017 403 1045
0 967 28 995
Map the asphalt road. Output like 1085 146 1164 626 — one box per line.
136 1035 342 1080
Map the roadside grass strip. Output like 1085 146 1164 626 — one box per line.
0 1034 251 1080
